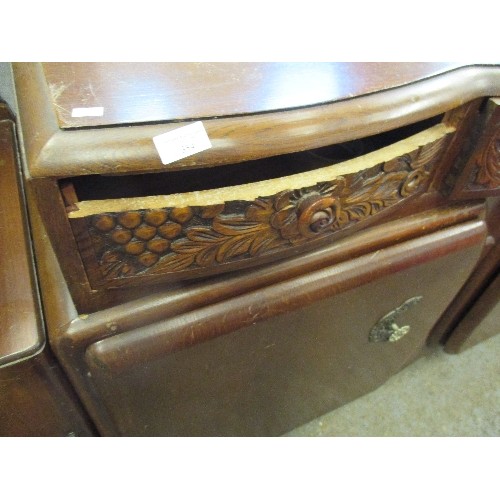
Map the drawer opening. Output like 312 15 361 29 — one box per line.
62 114 457 287
64 115 451 218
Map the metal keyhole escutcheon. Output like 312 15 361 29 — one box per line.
369 296 423 343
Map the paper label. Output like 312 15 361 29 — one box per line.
71 106 104 118
152 121 212 165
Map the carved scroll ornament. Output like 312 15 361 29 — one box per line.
77 136 448 282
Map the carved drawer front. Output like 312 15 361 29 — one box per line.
449 98 500 199
65 122 454 289
83 218 486 436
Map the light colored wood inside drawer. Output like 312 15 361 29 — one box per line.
69 123 454 217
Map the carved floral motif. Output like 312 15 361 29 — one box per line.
76 136 449 281
473 128 500 189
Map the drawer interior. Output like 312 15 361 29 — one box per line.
62 114 444 213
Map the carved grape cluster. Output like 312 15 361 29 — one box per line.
91 207 196 276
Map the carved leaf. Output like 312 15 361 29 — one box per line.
411 137 447 170
343 202 374 221
184 227 226 244
274 191 293 211
212 217 269 236
170 232 230 267
168 215 281 267
216 234 256 262
195 244 220 267
270 206 296 230
153 252 195 273
246 198 275 222
169 228 230 268
343 171 406 220
249 230 282 255
100 250 136 278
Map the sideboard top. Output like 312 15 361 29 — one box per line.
12 63 500 178
41 62 462 129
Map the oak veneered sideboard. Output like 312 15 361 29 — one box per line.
4 62 500 436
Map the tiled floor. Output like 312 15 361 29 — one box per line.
287 334 500 436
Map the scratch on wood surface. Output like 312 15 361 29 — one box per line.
85 82 98 101
48 82 72 114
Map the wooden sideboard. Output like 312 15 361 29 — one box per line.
3 63 500 436
0 102 94 436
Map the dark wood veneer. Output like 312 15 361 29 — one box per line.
449 98 500 199
42 62 462 128
0 104 94 436
8 63 500 435
0 111 43 365
13 64 500 178
32 202 486 435
84 219 486 435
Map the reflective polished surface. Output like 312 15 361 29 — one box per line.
0 113 43 366
42 62 462 128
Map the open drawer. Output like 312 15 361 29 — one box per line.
63 118 454 289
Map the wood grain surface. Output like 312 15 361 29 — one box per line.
0 105 95 436
0 110 43 366
0 350 95 436
13 64 500 177
42 62 462 128
430 198 500 350
84 219 486 435
444 270 500 353
33 202 485 435
10 63 499 435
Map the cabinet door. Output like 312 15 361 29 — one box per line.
83 219 486 436
445 270 500 354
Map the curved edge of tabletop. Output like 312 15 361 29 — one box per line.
13 63 500 178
